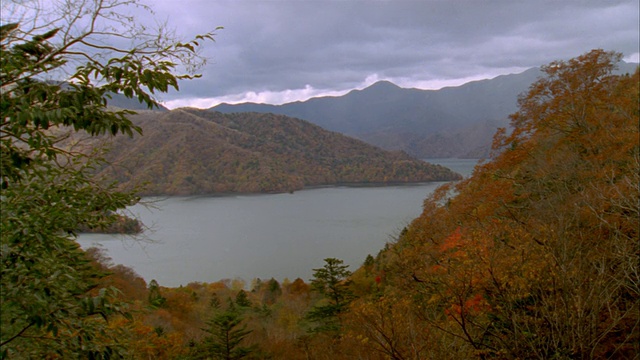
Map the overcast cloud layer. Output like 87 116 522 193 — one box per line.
140 0 639 109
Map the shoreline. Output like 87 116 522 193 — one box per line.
133 178 458 198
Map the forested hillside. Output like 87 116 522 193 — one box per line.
56 50 637 359
82 109 460 195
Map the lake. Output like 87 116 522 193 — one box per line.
78 158 478 287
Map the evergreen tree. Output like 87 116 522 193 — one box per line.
305 258 354 333
363 254 375 275
197 303 256 360
235 290 252 308
210 294 222 310
148 279 167 308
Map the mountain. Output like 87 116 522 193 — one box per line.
211 62 638 158
84 109 460 195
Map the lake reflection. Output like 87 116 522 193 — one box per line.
78 159 478 287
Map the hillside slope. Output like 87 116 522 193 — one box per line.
89 109 460 195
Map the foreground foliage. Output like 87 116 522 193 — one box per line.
0 0 214 357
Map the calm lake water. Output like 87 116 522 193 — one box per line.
78 159 478 287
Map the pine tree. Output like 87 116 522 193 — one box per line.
197 301 256 360
305 258 354 333
235 290 252 308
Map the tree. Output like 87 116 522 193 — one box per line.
344 293 434 360
363 254 375 275
0 0 216 357
196 301 256 360
235 290 252 308
305 258 354 333
482 49 640 358
148 279 167 308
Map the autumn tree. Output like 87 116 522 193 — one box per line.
0 0 216 357
483 49 640 358
343 291 438 360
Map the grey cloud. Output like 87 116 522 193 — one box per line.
145 0 639 104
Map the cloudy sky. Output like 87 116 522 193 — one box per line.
140 0 638 109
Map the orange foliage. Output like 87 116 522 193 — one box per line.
110 317 188 359
438 227 463 252
363 50 639 359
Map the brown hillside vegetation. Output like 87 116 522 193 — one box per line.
86 109 460 195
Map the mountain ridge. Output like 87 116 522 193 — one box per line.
210 69 541 158
211 62 637 158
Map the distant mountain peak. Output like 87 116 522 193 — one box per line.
346 80 403 97
360 80 402 93
367 80 401 89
